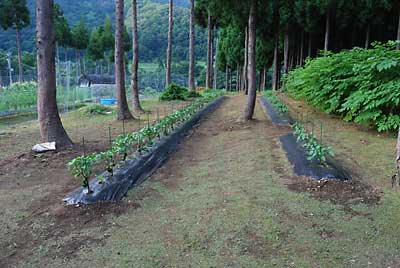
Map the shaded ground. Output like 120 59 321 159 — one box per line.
1 95 400 268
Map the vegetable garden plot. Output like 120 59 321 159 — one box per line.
259 94 351 181
64 94 226 205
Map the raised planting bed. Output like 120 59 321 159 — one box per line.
259 94 351 181
259 94 292 126
64 94 226 205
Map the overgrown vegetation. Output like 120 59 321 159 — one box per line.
160 83 201 101
263 90 288 113
293 122 334 163
285 42 400 132
68 92 222 193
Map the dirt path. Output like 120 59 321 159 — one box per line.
2 95 400 268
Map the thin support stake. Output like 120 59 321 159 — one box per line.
82 137 86 156
320 122 323 145
108 125 112 147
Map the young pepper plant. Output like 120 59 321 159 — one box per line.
68 154 97 194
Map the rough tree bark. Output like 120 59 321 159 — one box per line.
300 31 304 66
272 30 280 91
283 27 290 74
166 0 173 86
16 29 23 82
397 10 400 50
244 0 257 120
225 66 228 91
242 26 248 92
260 66 266 91
324 10 331 52
213 25 218 89
365 23 370 49
188 0 195 91
115 0 133 120
236 64 240 91
131 0 144 113
206 13 213 89
36 0 72 147
308 33 312 57
396 127 400 177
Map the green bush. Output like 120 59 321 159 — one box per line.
160 83 189 101
285 41 400 132
79 104 112 116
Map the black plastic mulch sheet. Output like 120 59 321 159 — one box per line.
258 96 351 181
64 96 227 205
280 133 351 181
259 96 292 126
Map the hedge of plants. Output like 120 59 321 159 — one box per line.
284 42 400 132
68 92 221 193
263 91 288 113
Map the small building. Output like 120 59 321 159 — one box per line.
78 74 116 103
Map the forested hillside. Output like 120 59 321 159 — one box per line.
0 0 205 62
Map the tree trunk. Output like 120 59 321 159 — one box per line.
397 10 400 50
283 27 289 74
236 64 240 91
229 68 232 91
213 25 218 89
260 66 266 91
244 0 257 120
115 0 133 120
188 0 195 91
16 29 23 82
365 23 370 49
308 33 312 57
225 65 228 91
396 127 400 178
300 31 304 66
131 0 144 113
36 0 72 147
166 0 173 86
242 26 248 92
272 30 280 91
206 13 213 89
324 10 331 52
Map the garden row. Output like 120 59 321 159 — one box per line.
68 91 222 194
284 42 400 132
263 91 334 164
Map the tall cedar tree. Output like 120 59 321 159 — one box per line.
188 0 196 91
115 0 133 120
166 0 173 86
131 0 144 113
0 0 30 82
36 0 72 147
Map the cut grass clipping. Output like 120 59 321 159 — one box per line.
79 104 113 116
263 90 288 113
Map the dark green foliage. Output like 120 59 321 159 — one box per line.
54 4 72 48
0 0 30 31
285 42 400 132
160 83 189 101
71 17 90 51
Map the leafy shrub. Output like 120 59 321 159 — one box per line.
79 104 112 116
160 83 189 101
263 91 288 113
285 42 400 132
